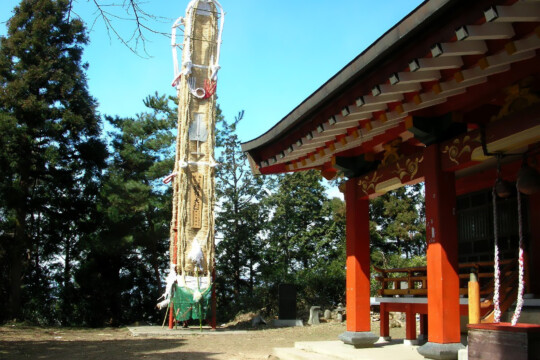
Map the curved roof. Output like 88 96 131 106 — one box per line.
241 0 540 175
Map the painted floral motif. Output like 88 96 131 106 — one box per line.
394 156 423 181
358 171 383 195
442 134 480 165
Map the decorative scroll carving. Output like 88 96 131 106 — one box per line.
394 155 424 181
492 79 540 122
358 171 383 196
381 137 403 167
441 133 481 167
357 151 425 197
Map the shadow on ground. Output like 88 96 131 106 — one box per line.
0 338 219 360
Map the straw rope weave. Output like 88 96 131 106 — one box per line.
169 1 219 284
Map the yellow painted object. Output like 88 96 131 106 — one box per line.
468 272 480 325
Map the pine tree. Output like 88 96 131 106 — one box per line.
214 110 271 319
260 170 345 313
263 171 329 276
295 195 346 309
370 185 426 264
0 0 106 321
76 93 176 326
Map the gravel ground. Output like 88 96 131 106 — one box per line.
0 320 407 360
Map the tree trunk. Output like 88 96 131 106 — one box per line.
8 208 27 320
61 237 72 325
8 250 23 320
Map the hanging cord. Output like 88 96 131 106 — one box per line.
511 181 525 325
171 0 224 87
171 16 186 87
492 186 502 323
170 0 220 282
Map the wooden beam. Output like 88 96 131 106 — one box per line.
485 3 540 23
456 22 515 41
432 40 488 57
357 150 425 199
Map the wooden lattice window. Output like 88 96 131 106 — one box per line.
457 188 529 263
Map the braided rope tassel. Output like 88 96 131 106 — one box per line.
492 187 502 323
511 185 525 326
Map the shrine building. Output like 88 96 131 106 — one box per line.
241 0 540 359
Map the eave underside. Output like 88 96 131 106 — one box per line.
241 0 540 183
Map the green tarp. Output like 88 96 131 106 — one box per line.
171 284 212 321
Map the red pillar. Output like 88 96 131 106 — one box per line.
339 178 377 346
418 144 464 359
380 303 390 339
345 178 371 332
169 303 175 329
423 144 461 343
405 303 417 342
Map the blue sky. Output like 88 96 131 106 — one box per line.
1 0 424 143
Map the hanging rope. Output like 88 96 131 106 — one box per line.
160 1 222 317
511 184 525 325
163 172 177 184
171 16 185 87
492 187 502 323
171 0 224 88
170 0 219 286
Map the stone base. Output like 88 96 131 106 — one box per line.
273 319 303 327
339 331 378 348
377 336 392 343
418 342 465 360
404 338 421 346
458 346 468 360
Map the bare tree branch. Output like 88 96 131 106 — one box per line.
4 0 174 57
78 0 172 57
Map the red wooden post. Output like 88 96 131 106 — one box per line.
345 179 371 332
339 178 377 347
418 143 464 358
405 303 417 342
380 302 390 339
169 303 175 329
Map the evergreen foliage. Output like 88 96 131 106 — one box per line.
369 185 426 296
76 93 176 326
0 0 427 326
214 118 348 321
259 171 346 314
0 0 106 322
214 110 272 321
370 184 426 261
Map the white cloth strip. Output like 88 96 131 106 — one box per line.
179 157 219 168
492 187 502 322
511 185 525 326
